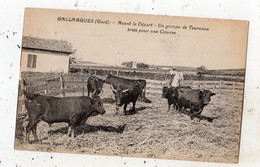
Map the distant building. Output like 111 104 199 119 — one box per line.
121 61 138 68
161 67 171 70
20 36 73 73
132 61 137 68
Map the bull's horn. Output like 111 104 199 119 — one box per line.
122 88 129 93
98 90 103 96
93 89 96 95
110 85 117 92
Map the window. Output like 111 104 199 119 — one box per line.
27 54 37 68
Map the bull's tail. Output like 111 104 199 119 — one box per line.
87 82 90 97
143 85 146 100
142 97 152 103
139 82 146 100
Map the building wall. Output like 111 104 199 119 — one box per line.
20 49 70 73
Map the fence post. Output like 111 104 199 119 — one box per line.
44 80 48 94
20 79 27 114
233 81 235 94
219 80 222 94
60 75 65 97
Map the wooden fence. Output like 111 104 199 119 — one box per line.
43 75 88 97
25 74 244 98
145 79 244 95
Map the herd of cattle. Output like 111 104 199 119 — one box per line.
22 74 216 143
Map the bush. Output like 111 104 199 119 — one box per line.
137 63 149 69
69 68 81 73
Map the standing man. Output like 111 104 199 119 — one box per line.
168 67 184 87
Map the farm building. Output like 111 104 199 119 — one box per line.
20 36 73 73
121 61 138 68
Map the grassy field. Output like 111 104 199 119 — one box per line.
15 74 244 163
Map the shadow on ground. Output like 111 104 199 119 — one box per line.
123 106 152 115
197 115 220 122
102 97 115 104
48 124 126 136
177 109 220 123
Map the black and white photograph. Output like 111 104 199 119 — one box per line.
15 8 248 163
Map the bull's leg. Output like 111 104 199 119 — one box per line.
32 127 39 142
132 101 136 113
25 125 31 144
178 106 182 112
69 115 80 137
173 103 177 111
25 119 40 143
189 106 199 120
79 120 86 126
71 127 75 138
174 104 177 112
79 115 89 126
124 104 127 115
167 99 171 112
191 109 203 120
67 125 72 137
168 104 171 112
115 105 119 115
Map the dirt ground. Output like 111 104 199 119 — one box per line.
15 83 243 163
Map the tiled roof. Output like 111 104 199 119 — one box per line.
22 36 73 53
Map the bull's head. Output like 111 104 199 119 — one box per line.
162 86 175 98
110 85 129 106
162 86 168 98
117 88 129 106
91 95 106 115
202 90 215 105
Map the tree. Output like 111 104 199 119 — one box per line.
69 49 77 65
137 63 149 69
197 65 208 77
68 42 77 65
122 61 133 68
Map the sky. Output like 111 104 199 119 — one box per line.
22 8 248 70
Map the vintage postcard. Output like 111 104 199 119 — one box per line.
15 8 248 163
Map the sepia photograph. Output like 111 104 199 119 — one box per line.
15 8 248 163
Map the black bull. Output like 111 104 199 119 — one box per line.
162 86 192 111
87 76 104 97
104 74 146 101
24 93 105 143
110 84 143 115
162 86 215 120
